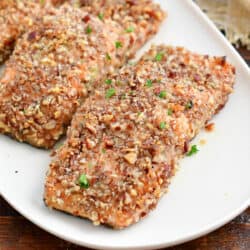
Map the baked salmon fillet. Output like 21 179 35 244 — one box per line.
0 5 120 148
0 0 165 63
72 0 166 61
0 0 66 63
44 45 235 229
0 3 165 148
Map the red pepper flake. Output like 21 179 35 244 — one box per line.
179 62 186 67
82 15 90 23
193 74 201 82
168 71 177 79
164 164 171 175
27 31 37 41
183 141 189 153
205 122 215 132
220 56 227 66
153 87 161 95
104 137 114 148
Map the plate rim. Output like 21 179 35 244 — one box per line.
1 191 249 250
1 0 250 249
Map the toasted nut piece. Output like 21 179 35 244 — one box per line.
124 152 137 164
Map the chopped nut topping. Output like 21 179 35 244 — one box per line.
0 1 166 149
124 152 137 164
44 45 235 229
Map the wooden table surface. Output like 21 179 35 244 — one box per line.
0 48 249 250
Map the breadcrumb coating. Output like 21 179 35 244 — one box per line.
0 0 65 63
44 45 235 229
0 2 165 148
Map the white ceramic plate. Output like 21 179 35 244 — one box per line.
0 0 250 249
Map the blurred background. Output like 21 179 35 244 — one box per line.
196 0 250 50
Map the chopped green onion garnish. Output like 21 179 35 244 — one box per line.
79 174 89 189
159 122 166 130
105 79 112 85
98 13 104 20
106 53 111 60
167 109 173 116
86 26 92 34
115 41 122 48
130 90 135 96
128 61 135 65
102 148 106 153
106 88 116 98
155 52 164 61
186 145 199 156
126 26 134 33
159 90 167 99
185 100 193 110
145 79 153 87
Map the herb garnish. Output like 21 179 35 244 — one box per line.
115 41 122 48
106 88 116 98
155 52 164 61
186 145 199 156
145 79 153 87
126 26 134 33
105 79 112 85
185 100 193 110
106 53 111 60
159 90 167 99
98 13 104 20
159 122 167 130
86 26 92 34
167 109 173 116
79 174 89 189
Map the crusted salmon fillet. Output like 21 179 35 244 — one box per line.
0 0 66 63
0 3 165 148
44 45 235 229
72 0 166 61
0 0 165 63
0 5 120 148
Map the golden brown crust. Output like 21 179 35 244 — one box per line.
0 0 64 63
0 2 165 148
44 45 235 229
0 0 166 63
75 0 166 60
0 5 119 148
